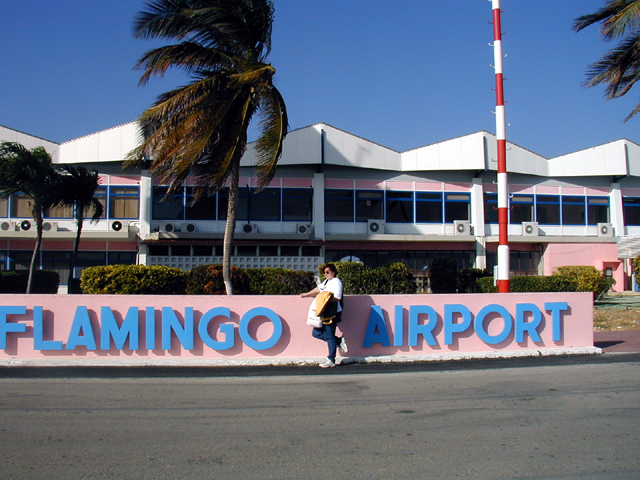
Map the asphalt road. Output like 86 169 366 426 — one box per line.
0 355 639 480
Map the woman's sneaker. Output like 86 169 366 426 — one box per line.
339 337 348 354
319 359 335 368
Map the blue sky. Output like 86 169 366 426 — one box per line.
1 0 638 159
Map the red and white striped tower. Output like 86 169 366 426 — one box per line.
491 0 509 292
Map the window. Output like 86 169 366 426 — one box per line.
510 195 534 224
250 188 281 221
153 186 184 220
283 188 312 221
44 203 73 219
325 189 354 222
171 245 191 256
186 187 216 220
0 197 7 217
87 186 106 219
587 196 609 225
444 193 470 223
218 187 249 221
281 245 300 256
484 193 498 224
536 195 560 224
10 194 31 218
109 187 139 219
193 245 214 256
416 192 443 223
624 197 640 226
356 190 384 221
562 196 585 225
259 245 279 256
386 191 413 223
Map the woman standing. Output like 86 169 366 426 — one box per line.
301 263 348 368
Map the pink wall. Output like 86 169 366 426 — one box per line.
543 243 622 291
0 293 594 364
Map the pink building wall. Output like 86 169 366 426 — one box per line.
0 293 595 364
543 243 622 291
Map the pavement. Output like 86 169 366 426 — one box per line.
594 329 640 353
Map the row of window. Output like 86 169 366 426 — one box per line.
325 190 471 223
484 194 611 226
146 244 322 257
0 250 137 284
0 187 140 220
152 186 313 222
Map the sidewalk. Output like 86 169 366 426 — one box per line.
594 329 640 353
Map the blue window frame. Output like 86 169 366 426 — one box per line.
484 193 498 224
325 189 354 222
444 193 470 223
109 186 139 220
386 191 414 223
587 196 609 225
562 196 586 225
536 195 560 225
624 197 640 226
416 192 443 223
510 194 534 224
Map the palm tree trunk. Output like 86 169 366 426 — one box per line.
68 210 84 293
223 162 239 295
27 208 44 294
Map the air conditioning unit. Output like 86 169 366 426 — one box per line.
110 220 124 232
0 221 18 232
161 223 177 233
295 223 313 234
242 223 258 234
454 220 471 236
19 220 33 231
598 222 614 237
42 221 58 232
181 223 197 233
522 221 538 236
367 219 385 233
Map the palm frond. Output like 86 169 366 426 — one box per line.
253 86 288 190
574 0 640 40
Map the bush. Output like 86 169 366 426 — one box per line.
429 257 458 293
477 275 578 293
332 261 417 294
457 268 492 293
246 268 315 295
553 265 614 299
185 264 250 295
0 270 59 294
81 265 187 294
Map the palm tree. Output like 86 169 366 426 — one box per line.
56 165 104 293
0 142 62 293
125 0 288 295
574 1 640 120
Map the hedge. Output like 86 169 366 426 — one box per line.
552 265 614 299
246 268 315 295
0 270 59 294
476 275 578 293
81 265 187 294
185 264 250 295
332 261 417 294
429 257 458 293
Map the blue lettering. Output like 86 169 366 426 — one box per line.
33 306 62 350
393 305 404 347
474 304 512 344
199 307 235 351
444 304 472 345
0 306 27 349
408 305 438 346
239 307 282 350
515 303 543 343
66 306 97 350
145 307 156 350
100 307 140 350
161 307 194 350
545 302 568 342
363 306 391 348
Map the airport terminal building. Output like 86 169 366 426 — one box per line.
2 122 640 292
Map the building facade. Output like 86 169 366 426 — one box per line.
1 122 639 292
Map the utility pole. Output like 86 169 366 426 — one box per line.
491 0 509 292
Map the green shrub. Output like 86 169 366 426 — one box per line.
81 265 187 294
0 270 59 294
429 257 458 293
185 264 250 295
457 268 492 293
332 261 417 294
246 268 315 295
552 265 614 299
477 275 578 293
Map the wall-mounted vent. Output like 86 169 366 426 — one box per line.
367 219 385 233
454 220 471 236
522 222 538 236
